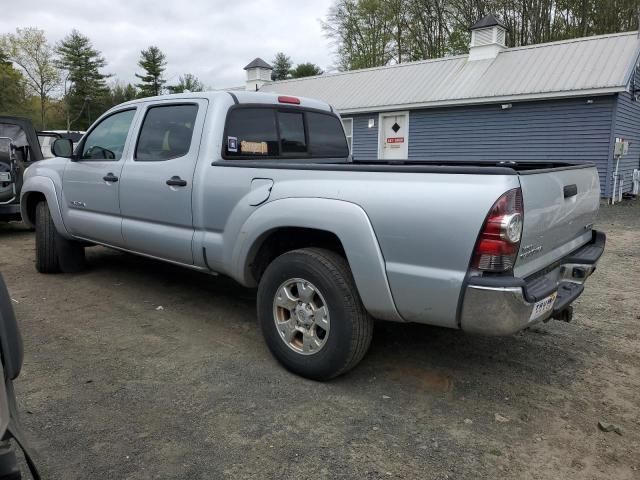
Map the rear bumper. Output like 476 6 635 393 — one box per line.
460 230 605 335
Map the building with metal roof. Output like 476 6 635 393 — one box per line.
246 16 640 198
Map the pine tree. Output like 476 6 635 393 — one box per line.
271 52 292 81
108 82 139 107
56 30 109 130
135 46 166 97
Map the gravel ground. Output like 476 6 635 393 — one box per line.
0 200 638 479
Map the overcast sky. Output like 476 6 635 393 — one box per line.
0 0 336 89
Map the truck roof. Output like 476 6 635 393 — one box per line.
115 91 334 113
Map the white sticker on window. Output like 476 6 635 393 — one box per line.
241 140 268 155
227 136 238 153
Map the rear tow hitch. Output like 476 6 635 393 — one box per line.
552 305 573 323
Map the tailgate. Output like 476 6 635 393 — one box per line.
514 165 600 278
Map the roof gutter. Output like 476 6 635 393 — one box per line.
336 87 627 114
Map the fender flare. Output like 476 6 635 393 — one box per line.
20 176 71 238
232 197 404 322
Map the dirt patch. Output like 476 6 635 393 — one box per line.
386 365 454 393
1 200 639 479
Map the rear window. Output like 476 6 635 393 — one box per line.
224 107 349 159
307 112 350 157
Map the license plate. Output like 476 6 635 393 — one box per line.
0 172 11 182
530 292 557 321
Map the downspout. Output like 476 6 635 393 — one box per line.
605 94 620 202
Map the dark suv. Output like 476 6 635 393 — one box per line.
0 117 44 219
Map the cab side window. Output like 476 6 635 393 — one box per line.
135 104 198 161
81 109 136 161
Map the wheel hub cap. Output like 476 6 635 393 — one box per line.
273 278 330 355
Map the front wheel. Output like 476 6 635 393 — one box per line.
35 202 86 273
257 248 373 380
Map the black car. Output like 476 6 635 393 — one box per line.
0 117 44 219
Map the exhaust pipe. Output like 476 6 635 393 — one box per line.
552 306 573 323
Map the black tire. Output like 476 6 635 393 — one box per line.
257 248 373 380
35 202 86 273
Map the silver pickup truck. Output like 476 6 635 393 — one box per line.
20 91 605 380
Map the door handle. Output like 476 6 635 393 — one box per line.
103 173 118 182
563 184 578 198
166 176 187 187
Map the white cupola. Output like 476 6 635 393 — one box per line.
244 58 273 91
469 14 507 61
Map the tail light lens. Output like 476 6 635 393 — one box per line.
472 188 523 272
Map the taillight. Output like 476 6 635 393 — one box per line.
472 188 523 272
278 95 300 105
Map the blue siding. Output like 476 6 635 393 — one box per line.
344 97 619 196
346 114 378 159
612 92 640 196
408 97 615 195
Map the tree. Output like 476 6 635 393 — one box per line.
0 53 29 115
56 30 110 130
135 46 166 97
322 0 394 70
324 0 640 70
271 52 293 80
107 81 139 108
290 63 324 78
1 27 60 129
167 73 204 93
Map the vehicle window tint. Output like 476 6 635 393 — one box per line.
225 108 278 157
81 109 135 161
307 112 349 157
278 111 306 154
136 104 198 161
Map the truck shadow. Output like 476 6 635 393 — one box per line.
85 246 590 396
0 221 32 237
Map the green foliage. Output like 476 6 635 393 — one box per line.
270 53 324 81
323 0 394 70
0 61 29 115
1 27 60 129
107 82 139 107
271 52 293 80
135 46 167 97
324 0 640 70
290 63 324 78
167 73 204 93
56 30 110 130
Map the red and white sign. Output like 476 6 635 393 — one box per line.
386 137 405 144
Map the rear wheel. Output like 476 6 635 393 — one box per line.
257 248 373 380
35 202 86 273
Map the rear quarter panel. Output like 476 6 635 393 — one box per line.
197 161 519 329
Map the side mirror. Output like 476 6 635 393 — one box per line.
52 138 74 158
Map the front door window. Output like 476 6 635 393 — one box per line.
81 109 136 161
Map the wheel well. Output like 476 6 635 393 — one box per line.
249 227 346 284
24 192 46 225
